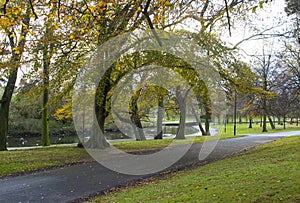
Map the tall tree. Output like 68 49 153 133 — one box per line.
0 1 31 150
252 51 277 132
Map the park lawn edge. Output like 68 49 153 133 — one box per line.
88 135 300 203
0 133 244 178
1 126 299 178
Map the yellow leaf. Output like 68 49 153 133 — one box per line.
12 47 20 55
19 35 25 41
259 1 264 9
0 0 5 7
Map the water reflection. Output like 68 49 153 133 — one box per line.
7 125 200 147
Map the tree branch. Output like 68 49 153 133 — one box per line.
224 0 231 36
0 0 9 15
141 0 162 46
28 0 38 19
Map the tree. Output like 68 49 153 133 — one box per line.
0 0 274 151
285 0 300 15
251 50 278 132
0 1 31 150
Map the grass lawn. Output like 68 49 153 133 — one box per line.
0 134 231 177
221 122 300 136
112 134 234 151
113 123 300 151
0 144 92 177
1 124 299 177
90 135 300 203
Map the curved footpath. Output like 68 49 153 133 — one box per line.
0 131 299 203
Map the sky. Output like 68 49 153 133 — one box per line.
225 0 291 59
181 0 292 62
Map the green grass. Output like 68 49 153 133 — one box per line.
112 123 300 151
0 144 92 177
1 123 299 177
219 122 300 137
90 136 300 203
112 135 230 151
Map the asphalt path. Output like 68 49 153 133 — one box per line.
0 131 299 203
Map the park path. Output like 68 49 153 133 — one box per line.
0 131 299 203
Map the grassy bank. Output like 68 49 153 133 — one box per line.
113 123 300 151
0 145 92 177
0 134 231 177
1 123 299 177
91 136 300 203
220 122 300 136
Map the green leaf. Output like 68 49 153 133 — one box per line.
259 1 264 9
0 0 5 7
252 6 257 13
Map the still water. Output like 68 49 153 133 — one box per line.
7 125 199 147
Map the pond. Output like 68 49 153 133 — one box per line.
7 125 200 147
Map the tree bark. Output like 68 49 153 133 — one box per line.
155 95 163 139
176 101 186 139
268 115 275 130
0 101 9 151
262 114 267 132
191 106 206 135
0 6 30 151
262 94 268 132
205 112 210 135
175 86 186 139
239 116 242 124
85 68 112 149
249 118 253 128
130 89 146 140
260 116 262 127
41 26 52 146
204 102 211 136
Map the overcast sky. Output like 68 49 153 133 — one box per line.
223 0 291 60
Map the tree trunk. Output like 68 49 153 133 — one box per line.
268 115 275 130
203 87 211 136
85 116 110 148
0 6 30 151
262 94 268 132
283 115 286 129
130 89 146 140
0 104 9 151
249 118 253 128
191 106 206 135
86 68 112 149
0 63 19 151
239 116 242 124
155 96 163 139
175 86 186 139
176 101 186 139
41 26 52 147
205 112 210 136
260 116 262 127
262 114 267 132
